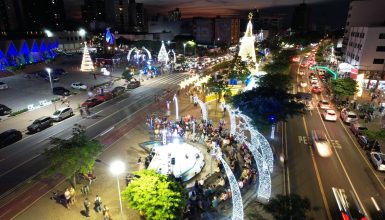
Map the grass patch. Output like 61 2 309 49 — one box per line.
10 108 28 117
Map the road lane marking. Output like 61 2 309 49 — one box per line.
284 122 291 195
371 197 381 211
337 119 385 191
281 122 286 195
99 126 115 136
302 116 332 220
315 107 368 217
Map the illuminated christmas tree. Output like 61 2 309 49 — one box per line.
238 12 258 75
80 42 94 72
157 41 169 64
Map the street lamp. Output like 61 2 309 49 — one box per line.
46 68 53 90
183 43 186 57
44 29 53 37
110 160 125 216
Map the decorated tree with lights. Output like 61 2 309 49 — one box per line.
80 42 94 72
158 41 169 64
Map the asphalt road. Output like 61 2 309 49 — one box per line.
0 73 188 198
285 60 385 219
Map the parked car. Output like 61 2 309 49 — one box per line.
370 152 385 171
95 92 113 102
27 116 53 133
318 100 331 109
357 135 369 148
311 130 332 157
53 87 70 96
310 77 319 84
322 109 337 121
71 82 87 90
81 98 102 108
0 104 12 116
52 107 73 121
298 71 304 76
0 82 9 90
340 108 358 124
38 72 59 82
111 86 125 97
127 79 141 89
0 129 22 148
350 122 368 136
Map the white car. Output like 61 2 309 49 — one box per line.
340 108 358 124
298 71 305 76
322 109 337 121
52 107 74 121
71 82 87 90
299 81 308 88
318 100 331 109
311 130 332 157
310 77 319 84
0 82 9 90
370 152 385 171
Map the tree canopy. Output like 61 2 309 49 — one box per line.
230 73 305 127
122 169 186 220
363 129 385 142
330 77 358 98
259 194 311 220
44 124 103 180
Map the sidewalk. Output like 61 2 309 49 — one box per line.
8 88 282 220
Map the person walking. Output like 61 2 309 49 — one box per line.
94 195 102 212
84 198 91 217
93 73 97 80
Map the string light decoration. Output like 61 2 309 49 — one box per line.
80 42 94 72
225 104 274 200
158 41 169 64
194 96 207 122
215 147 244 220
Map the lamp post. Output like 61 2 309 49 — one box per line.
183 43 186 57
110 160 125 216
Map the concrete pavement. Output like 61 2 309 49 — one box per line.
9 86 282 220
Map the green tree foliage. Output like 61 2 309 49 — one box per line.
122 170 186 220
122 69 133 81
363 129 385 142
43 124 103 184
206 73 230 101
330 78 358 98
228 55 254 83
262 50 297 74
230 73 304 127
259 194 311 220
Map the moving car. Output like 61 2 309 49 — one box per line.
0 104 12 116
53 87 70 96
370 152 385 171
127 78 141 89
311 86 322 94
0 129 22 148
310 77 319 84
340 108 358 124
322 109 337 121
95 92 113 102
318 100 331 109
38 72 59 82
52 107 73 121
299 81 307 88
27 116 53 133
311 130 333 157
81 98 102 108
350 122 368 136
332 187 368 220
0 82 9 90
298 71 305 76
111 86 125 97
71 82 87 90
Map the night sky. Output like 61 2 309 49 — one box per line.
65 0 349 27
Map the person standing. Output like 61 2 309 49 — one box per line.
64 188 71 209
103 205 110 220
94 195 102 212
84 198 91 217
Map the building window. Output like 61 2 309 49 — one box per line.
373 59 384 64
376 46 385 52
359 33 365 38
379 33 385 39
351 32 354 37
358 44 362 50
355 32 359 37
355 55 359 61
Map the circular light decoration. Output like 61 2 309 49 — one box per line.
105 28 115 45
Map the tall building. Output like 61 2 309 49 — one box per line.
214 18 240 46
81 0 105 24
168 8 181 22
291 2 310 32
342 0 385 53
345 26 385 75
135 3 146 32
105 0 129 33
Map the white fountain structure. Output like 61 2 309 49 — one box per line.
158 41 169 64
